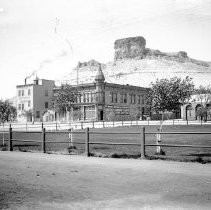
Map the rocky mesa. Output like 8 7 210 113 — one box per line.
62 36 211 87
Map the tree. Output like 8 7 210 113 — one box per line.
52 84 80 117
146 76 195 120
146 76 194 155
194 85 211 121
0 99 17 123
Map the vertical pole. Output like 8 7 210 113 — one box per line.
26 123 27 131
141 127 146 159
41 122 44 130
148 119 149 126
187 120 188 125
113 121 114 127
68 128 73 147
103 121 105 128
56 121 57 131
92 121 94 129
122 120 123 126
8 126 13 151
85 127 89 157
131 120 132 126
173 119 174 125
81 121 83 129
42 128 46 153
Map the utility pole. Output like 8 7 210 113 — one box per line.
77 65 79 85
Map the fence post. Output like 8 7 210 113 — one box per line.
85 127 90 157
140 127 146 159
8 125 13 151
41 122 44 130
42 128 46 153
68 128 73 147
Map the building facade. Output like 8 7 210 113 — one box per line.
53 66 149 122
181 94 211 121
16 77 55 122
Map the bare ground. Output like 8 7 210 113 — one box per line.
0 151 211 209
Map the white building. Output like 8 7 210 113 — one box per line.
16 77 55 122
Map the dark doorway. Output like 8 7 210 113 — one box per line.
100 110 103 121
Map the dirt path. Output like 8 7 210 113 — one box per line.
0 151 211 209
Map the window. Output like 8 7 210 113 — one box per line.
28 101 31 107
90 93 94 102
18 104 21 110
22 90 24 96
120 93 127 103
120 93 123 103
123 93 127 103
111 93 117 103
28 89 31 96
45 89 48 96
45 102 48 109
18 90 21 97
142 95 145 104
36 111 40 118
22 104 24 110
130 94 136 104
86 93 90 102
137 95 140 104
83 94 86 103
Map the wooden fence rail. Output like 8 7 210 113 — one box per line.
1 119 211 132
2 127 211 158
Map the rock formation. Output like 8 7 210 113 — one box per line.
114 36 189 62
114 36 146 60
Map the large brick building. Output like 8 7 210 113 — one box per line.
53 65 149 122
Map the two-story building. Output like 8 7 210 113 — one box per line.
16 77 55 122
53 65 149 122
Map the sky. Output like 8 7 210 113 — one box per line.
0 0 211 100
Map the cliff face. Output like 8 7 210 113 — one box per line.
114 36 146 60
114 36 188 61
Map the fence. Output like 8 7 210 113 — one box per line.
1 126 211 160
1 119 211 131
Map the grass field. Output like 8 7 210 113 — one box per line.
1 125 211 162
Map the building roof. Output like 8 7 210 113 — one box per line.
95 65 105 82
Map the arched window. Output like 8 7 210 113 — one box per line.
186 104 193 120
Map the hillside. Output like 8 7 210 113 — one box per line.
60 36 211 87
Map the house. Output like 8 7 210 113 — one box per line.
16 77 55 122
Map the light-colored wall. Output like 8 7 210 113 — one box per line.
16 85 34 122
16 79 54 122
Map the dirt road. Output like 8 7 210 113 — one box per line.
0 151 211 209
